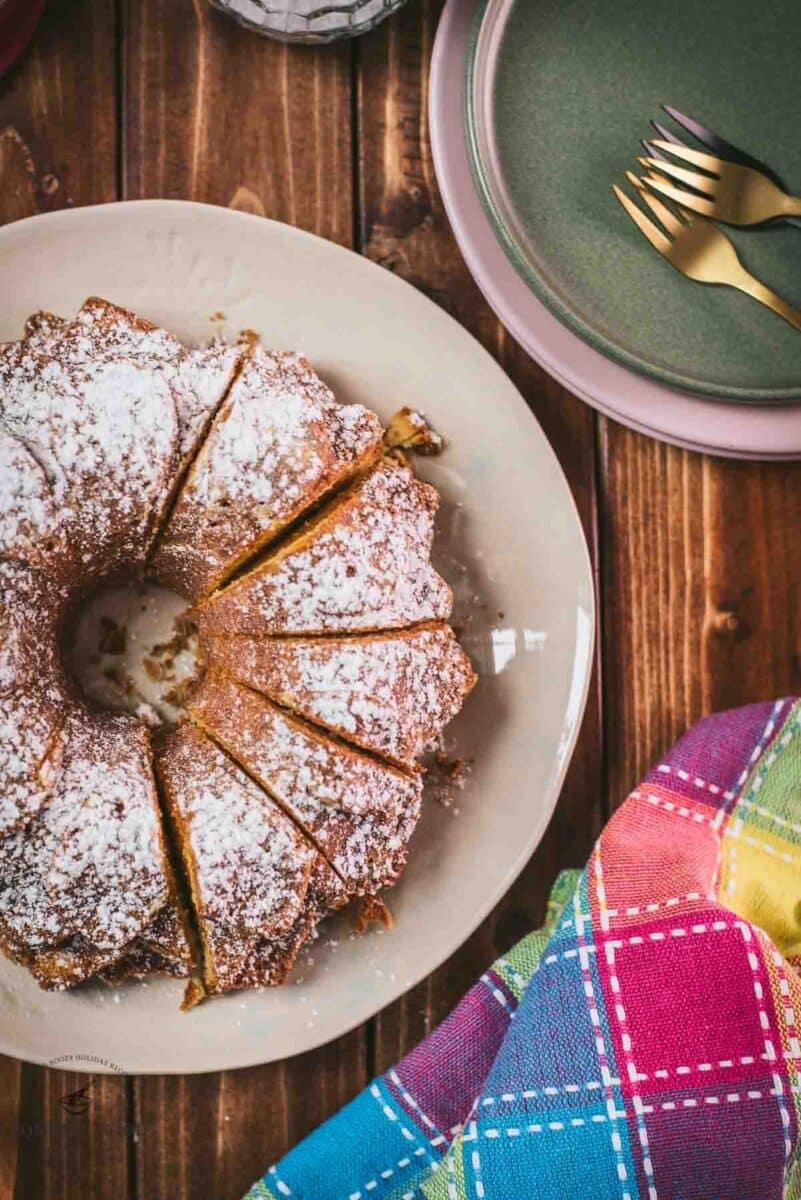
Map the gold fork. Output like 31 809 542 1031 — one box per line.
613 173 801 332
640 140 801 226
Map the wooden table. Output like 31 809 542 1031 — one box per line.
1 2 799 1196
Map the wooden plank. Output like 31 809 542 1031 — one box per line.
599 420 801 805
0 0 116 217
122 0 353 246
357 0 604 1074
0 3 125 1198
122 4 366 1196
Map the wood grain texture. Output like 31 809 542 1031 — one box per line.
0 0 116 216
600 420 801 805
0 3 126 1198
123 0 353 246
356 0 604 1075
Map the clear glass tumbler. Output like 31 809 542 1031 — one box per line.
209 0 409 43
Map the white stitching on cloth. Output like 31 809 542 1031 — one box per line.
469 1120 485 1199
480 973 515 1016
770 949 801 1062
480 1080 620 1105
475 1087 794 1138
543 920 736 968
738 924 793 1162
560 893 718 930
635 791 715 827
725 825 801 867
368 1082 424 1147
604 936 657 1200
478 1048 797 1100
496 957 527 990
575 871 633 1200
388 1069 438 1134
267 1166 292 1196
346 1145 430 1200
734 797 801 839
654 763 734 800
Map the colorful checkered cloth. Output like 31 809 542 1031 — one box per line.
245 698 801 1199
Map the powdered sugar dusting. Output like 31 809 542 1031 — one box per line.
0 709 169 985
47 712 167 952
206 626 476 770
150 346 383 599
0 297 475 1002
0 298 244 578
188 674 422 894
73 298 243 468
158 725 322 991
0 326 179 577
0 561 68 836
198 456 453 635
0 431 74 570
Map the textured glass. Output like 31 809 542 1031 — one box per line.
209 0 408 43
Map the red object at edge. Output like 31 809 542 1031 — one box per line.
0 0 46 78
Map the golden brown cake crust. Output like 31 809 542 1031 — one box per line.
0 297 245 580
188 672 423 898
194 456 453 637
203 625 477 772
0 305 180 579
0 709 173 989
149 346 384 600
157 724 339 996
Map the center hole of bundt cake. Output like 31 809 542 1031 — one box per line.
65 583 201 729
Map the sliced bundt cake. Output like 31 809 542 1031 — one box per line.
157 723 344 999
194 455 453 637
187 671 423 899
202 625 477 772
149 346 384 600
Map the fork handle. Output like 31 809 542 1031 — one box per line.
733 270 801 333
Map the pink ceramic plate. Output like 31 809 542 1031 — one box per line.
430 0 801 460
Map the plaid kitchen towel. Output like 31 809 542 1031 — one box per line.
245 698 801 1200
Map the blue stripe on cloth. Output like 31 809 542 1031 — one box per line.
245 1078 443 1200
243 871 582 1200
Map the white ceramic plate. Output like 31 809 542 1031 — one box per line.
0 201 594 1073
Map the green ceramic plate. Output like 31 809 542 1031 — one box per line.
467 0 801 403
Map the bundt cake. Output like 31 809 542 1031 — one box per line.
0 298 476 1007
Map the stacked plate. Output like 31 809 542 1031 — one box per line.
431 0 801 458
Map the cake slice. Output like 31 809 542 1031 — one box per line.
187 671 423 897
0 311 180 578
194 455 453 637
157 724 343 999
0 561 70 837
0 710 174 989
203 624 477 772
149 346 384 600
23 298 247 558
99 899 195 985
71 298 246 481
